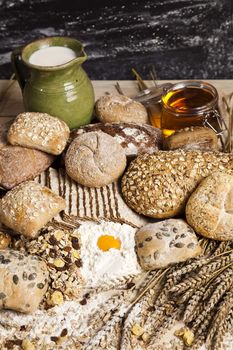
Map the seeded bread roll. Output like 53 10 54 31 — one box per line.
70 122 162 160
65 131 127 187
121 151 233 219
186 172 233 241
135 219 202 270
0 145 54 189
0 250 48 313
8 112 70 155
95 94 149 124
163 126 219 151
0 181 66 238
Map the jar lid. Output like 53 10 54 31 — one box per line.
133 83 173 106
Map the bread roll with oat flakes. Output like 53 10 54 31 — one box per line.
0 145 54 190
95 94 149 124
121 151 233 219
8 112 70 155
186 172 233 241
65 131 127 187
135 219 202 270
0 181 66 238
0 250 48 313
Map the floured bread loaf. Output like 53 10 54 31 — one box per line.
186 172 233 241
135 219 202 270
70 122 162 159
0 145 54 189
121 151 233 218
34 167 150 228
65 131 127 187
163 126 219 151
95 94 149 124
0 181 66 238
8 112 70 155
0 250 48 313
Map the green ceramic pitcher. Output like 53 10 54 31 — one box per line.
11 37 95 129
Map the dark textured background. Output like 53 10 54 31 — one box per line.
0 0 232 80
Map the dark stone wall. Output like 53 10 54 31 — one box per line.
0 0 232 80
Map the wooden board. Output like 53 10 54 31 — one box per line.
0 79 232 120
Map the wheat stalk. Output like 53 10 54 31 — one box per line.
206 289 233 348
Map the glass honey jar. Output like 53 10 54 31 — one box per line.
134 80 229 151
160 81 219 137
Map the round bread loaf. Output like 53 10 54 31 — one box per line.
70 122 162 160
95 94 149 124
186 172 233 241
135 219 202 270
65 131 127 187
121 151 233 219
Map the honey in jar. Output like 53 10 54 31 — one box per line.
160 81 219 137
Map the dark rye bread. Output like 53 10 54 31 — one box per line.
69 122 162 159
34 167 149 228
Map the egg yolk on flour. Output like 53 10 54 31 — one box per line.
97 235 121 251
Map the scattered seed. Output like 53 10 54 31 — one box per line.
156 232 163 240
71 237 80 250
37 283 44 289
0 292 6 299
174 242 185 248
28 273 37 281
13 275 19 285
187 243 195 249
60 328 68 337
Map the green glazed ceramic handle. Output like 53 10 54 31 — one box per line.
11 45 27 91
